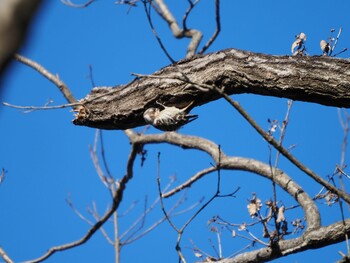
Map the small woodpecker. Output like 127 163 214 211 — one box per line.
143 101 198 131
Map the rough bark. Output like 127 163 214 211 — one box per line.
73 48 350 130
219 218 350 263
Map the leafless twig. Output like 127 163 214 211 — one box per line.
182 0 200 31
66 194 94 225
142 0 175 63
198 0 221 54
330 27 343 56
214 87 350 205
162 166 217 198
149 0 203 58
61 0 96 8
24 144 138 263
3 101 79 112
14 54 77 105
0 246 13 263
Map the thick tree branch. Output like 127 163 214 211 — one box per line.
125 130 320 231
218 219 350 263
73 48 350 130
124 130 350 263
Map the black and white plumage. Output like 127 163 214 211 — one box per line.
143 101 198 131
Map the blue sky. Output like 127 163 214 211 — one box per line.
1 1 350 262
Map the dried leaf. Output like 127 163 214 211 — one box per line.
325 191 338 205
291 32 307 55
238 223 247 231
265 200 273 207
270 124 277 133
210 226 218 232
263 227 270 238
320 40 330 55
291 218 304 234
232 230 236 238
247 194 262 218
291 39 302 53
298 32 307 41
276 206 285 223
194 252 202 258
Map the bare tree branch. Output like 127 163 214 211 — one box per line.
125 130 320 231
162 166 217 198
2 101 78 111
218 219 350 263
124 129 350 263
73 49 350 130
150 0 203 58
214 88 350 205
25 144 138 263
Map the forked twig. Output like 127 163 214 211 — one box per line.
149 0 203 58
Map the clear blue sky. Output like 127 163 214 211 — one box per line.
1 1 350 262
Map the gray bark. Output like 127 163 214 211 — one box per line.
73 48 350 130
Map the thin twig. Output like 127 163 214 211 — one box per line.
88 202 115 245
330 27 343 56
89 144 112 191
162 166 217 198
214 88 350 204
150 0 202 58
198 0 221 54
61 0 95 8
270 100 293 239
337 108 350 255
99 130 114 180
88 64 96 88
0 246 14 263
142 0 176 63
3 101 80 111
182 0 200 31
14 54 77 105
25 144 138 263
122 190 194 245
156 152 179 233
120 176 175 242
172 145 222 263
66 195 94 225
338 109 349 168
